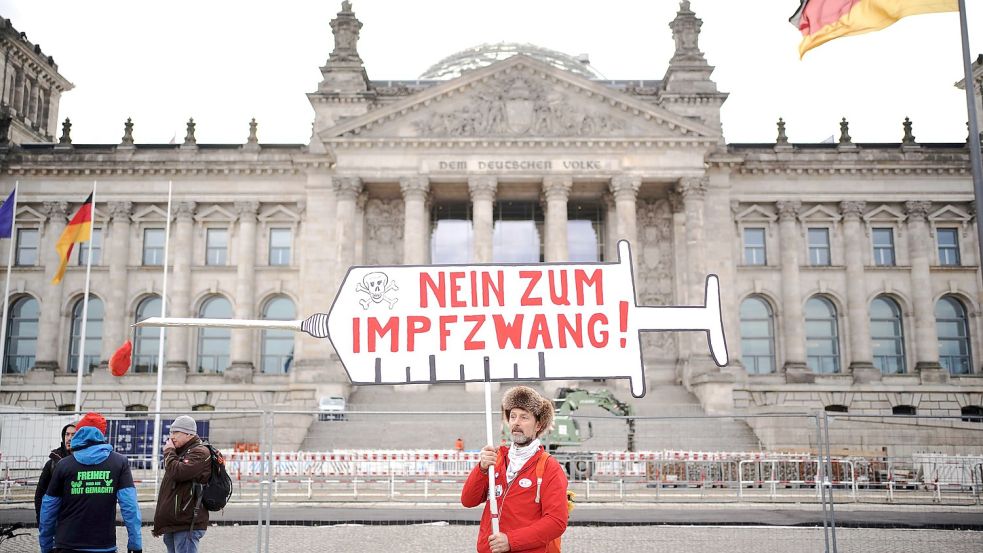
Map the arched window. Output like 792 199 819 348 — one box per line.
4 296 39 374
870 296 906 374
133 296 162 373
739 296 775 374
261 296 295 374
197 296 232 373
936 296 972 374
67 296 103 373
806 296 840 374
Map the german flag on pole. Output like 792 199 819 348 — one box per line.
52 193 93 284
791 0 958 58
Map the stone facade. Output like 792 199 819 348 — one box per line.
0 3 982 450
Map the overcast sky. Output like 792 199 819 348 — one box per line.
0 0 978 145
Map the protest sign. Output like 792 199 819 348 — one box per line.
327 240 726 398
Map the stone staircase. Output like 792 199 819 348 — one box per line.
300 373 762 454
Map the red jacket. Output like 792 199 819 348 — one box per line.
461 446 568 553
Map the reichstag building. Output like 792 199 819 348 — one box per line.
1 2 981 450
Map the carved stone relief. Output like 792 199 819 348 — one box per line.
413 73 626 137
636 199 676 359
364 198 404 265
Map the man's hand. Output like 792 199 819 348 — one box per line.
162 438 175 454
479 445 497 473
488 532 510 553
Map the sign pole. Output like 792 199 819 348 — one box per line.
484 376 500 534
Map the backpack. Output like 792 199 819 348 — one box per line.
196 442 233 512
495 448 574 553
534 451 574 553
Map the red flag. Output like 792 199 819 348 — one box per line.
109 340 132 376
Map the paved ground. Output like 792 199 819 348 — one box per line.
1 525 981 553
5 502 983 529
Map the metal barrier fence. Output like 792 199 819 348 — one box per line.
1 410 982 553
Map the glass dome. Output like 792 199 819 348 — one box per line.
419 43 602 80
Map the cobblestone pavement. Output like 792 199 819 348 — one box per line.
3 525 982 553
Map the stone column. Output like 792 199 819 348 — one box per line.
30 201 68 380
228 201 259 382
609 175 641 251
543 176 572 262
468 176 497 263
334 177 363 282
841 201 877 382
603 193 617 262
165 201 195 381
678 177 719 383
464 175 498 392
354 192 367 265
906 200 946 382
400 176 430 265
100 201 132 365
777 200 810 381
678 177 708 305
293 170 340 386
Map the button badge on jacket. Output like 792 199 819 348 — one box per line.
518 478 532 488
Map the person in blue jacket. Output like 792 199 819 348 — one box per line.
39 411 143 553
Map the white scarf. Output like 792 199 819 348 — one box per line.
506 438 541 483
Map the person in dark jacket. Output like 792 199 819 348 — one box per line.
152 415 211 553
34 423 75 523
38 411 142 553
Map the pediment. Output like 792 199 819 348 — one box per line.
194 205 236 223
259 204 302 222
929 204 971 222
131 205 168 222
863 205 905 223
15 205 45 221
734 204 776 222
320 55 717 142
799 205 841 223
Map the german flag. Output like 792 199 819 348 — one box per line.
791 0 958 58
52 193 93 284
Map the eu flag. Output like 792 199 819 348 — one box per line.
0 188 15 239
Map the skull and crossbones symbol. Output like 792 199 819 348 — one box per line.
356 271 398 310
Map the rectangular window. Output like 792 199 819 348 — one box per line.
807 228 831 266
268 228 292 266
77 228 102 265
206 228 228 266
142 228 165 266
937 228 960 266
431 203 473 264
872 228 895 266
14 228 38 266
743 228 766 266
567 203 603 262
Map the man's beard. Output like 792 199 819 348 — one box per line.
511 432 533 446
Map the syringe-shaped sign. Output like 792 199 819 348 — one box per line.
325 240 725 398
136 240 727 398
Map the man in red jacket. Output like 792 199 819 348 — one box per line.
461 386 568 553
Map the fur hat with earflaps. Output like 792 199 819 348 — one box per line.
502 386 554 438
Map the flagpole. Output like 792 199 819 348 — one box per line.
152 180 173 495
0 182 18 393
958 0 983 275
74 181 97 411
